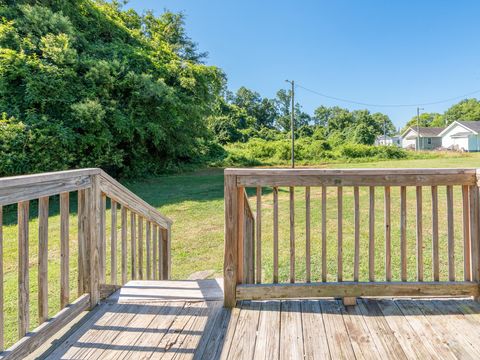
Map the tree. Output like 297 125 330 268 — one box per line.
313 105 354 133
274 89 310 131
231 87 277 129
312 105 395 145
443 98 480 125
403 112 444 131
0 1 224 176
371 112 396 136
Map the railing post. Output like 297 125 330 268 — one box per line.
88 173 101 308
473 170 480 299
224 173 239 307
166 223 172 279
160 225 172 280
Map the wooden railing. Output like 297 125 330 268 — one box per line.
0 168 172 358
224 168 480 307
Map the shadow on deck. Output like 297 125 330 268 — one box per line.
41 279 480 360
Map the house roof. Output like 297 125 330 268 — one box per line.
401 126 444 138
439 120 480 137
457 121 480 133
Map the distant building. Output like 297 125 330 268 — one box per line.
400 127 444 150
440 121 480 152
374 135 401 147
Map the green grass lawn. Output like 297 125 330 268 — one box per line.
3 152 480 347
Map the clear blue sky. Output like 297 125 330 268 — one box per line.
127 1 480 128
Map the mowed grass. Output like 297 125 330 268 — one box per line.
2 152 480 347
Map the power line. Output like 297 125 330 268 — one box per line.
295 83 480 108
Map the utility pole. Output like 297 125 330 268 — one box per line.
286 80 295 168
416 107 424 151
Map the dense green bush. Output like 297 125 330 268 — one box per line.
0 1 223 177
222 137 409 165
339 144 407 160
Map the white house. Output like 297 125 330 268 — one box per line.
440 121 480 152
400 127 444 150
374 135 401 146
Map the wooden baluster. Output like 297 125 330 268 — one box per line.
18 200 29 338
353 187 360 282
38 197 49 324
237 187 245 283
447 185 455 281
337 187 343 282
243 201 254 284
400 186 407 282
153 224 157 280
289 186 295 283
138 217 144 279
431 186 439 281
384 186 391 281
369 186 375 282
99 194 106 284
462 185 471 281
110 199 117 285
416 186 423 282
158 227 163 279
0 206 3 350
60 192 69 309
146 221 151 280
321 186 327 282
131 212 136 280
273 187 279 283
305 187 311 283
77 190 87 297
88 176 101 308
121 205 127 285
256 187 262 284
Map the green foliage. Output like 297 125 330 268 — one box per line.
0 1 223 177
339 144 406 159
313 105 396 145
403 99 480 132
443 98 480 125
403 112 444 132
222 137 408 166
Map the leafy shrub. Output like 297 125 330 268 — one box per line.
222 138 409 166
338 144 407 159
338 144 377 158
375 145 407 159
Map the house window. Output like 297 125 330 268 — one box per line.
427 138 432 145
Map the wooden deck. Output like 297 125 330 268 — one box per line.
36 279 480 360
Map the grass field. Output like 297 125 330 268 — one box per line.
2 151 480 347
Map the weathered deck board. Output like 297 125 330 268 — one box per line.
227 301 261 360
342 299 380 360
43 280 480 360
254 301 281 360
279 301 303 360
321 300 356 359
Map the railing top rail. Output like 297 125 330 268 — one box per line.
0 168 172 227
0 168 99 206
225 168 478 187
225 167 478 176
99 170 172 227
0 168 100 188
